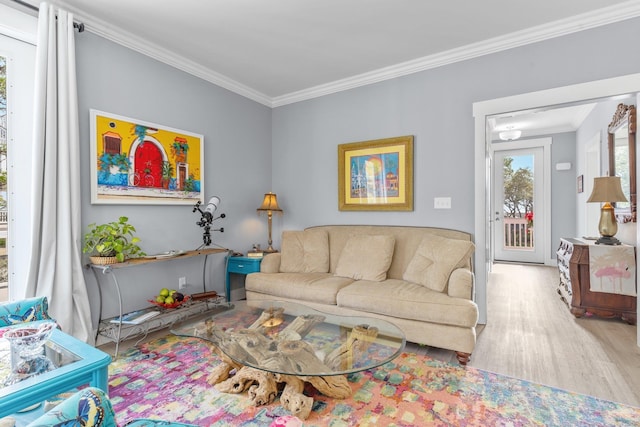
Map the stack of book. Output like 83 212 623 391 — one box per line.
247 251 263 258
110 309 160 324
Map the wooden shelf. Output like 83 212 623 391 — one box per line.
90 248 228 270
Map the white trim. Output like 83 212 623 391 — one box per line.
0 3 37 45
83 21 273 108
274 2 640 107
473 73 640 326
19 0 640 107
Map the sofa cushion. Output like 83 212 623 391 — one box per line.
337 279 478 328
403 234 475 292
280 230 329 273
246 272 354 305
334 235 395 281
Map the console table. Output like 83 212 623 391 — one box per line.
556 238 636 325
89 248 228 356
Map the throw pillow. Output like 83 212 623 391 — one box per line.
403 234 475 292
334 235 395 281
279 230 330 273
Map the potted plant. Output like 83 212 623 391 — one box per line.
83 216 145 264
161 161 174 189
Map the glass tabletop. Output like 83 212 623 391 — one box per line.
0 324 81 389
171 300 406 376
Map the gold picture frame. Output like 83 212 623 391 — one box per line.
338 135 414 211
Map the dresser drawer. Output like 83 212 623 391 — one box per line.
227 257 262 274
226 256 263 302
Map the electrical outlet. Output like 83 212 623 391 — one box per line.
178 277 187 290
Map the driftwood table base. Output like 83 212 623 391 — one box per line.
211 365 350 420
200 314 379 420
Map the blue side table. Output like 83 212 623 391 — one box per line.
0 328 111 418
226 256 262 302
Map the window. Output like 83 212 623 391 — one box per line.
0 55 6 301
0 4 37 301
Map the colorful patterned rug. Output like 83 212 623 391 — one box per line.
108 334 640 426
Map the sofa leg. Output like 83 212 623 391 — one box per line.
456 351 471 365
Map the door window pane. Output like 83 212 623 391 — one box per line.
502 154 534 249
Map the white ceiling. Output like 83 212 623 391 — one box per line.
14 0 640 107
488 103 598 141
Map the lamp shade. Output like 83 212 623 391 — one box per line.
587 177 628 203
257 192 283 212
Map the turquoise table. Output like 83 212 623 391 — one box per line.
0 327 111 418
226 256 262 302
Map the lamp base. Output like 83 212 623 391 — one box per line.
595 236 622 245
264 246 279 253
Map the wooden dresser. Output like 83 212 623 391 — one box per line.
556 238 637 325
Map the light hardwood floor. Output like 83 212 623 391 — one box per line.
407 262 640 407
101 263 640 407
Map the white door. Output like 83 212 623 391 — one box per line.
0 32 36 300
493 146 545 263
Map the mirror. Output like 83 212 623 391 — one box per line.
608 103 637 222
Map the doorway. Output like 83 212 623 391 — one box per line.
493 146 545 263
473 72 640 330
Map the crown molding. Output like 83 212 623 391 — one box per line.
58 4 273 107
0 2 37 45
45 1 640 108
272 1 640 107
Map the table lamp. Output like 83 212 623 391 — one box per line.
587 176 628 245
257 192 283 253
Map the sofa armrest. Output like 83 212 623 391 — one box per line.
27 387 117 427
260 253 281 273
0 297 55 327
447 268 474 299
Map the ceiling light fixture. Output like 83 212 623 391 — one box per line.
499 130 522 141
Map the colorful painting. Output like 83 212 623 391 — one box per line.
90 110 204 205
338 136 413 211
589 245 637 296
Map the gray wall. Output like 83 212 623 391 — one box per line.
76 17 640 325
76 33 272 320
549 132 578 257
272 18 640 241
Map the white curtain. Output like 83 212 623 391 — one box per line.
25 2 92 343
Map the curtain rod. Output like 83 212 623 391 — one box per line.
11 0 85 32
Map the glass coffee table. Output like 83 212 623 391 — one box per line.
0 326 111 418
172 300 405 419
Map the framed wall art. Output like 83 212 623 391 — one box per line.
338 135 414 211
90 110 204 205
577 174 584 194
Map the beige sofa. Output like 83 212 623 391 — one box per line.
245 225 479 364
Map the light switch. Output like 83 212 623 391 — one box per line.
434 197 451 209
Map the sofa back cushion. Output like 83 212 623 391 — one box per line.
280 229 330 273
334 235 395 281
306 225 473 280
403 234 475 292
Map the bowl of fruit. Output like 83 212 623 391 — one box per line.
149 288 189 309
